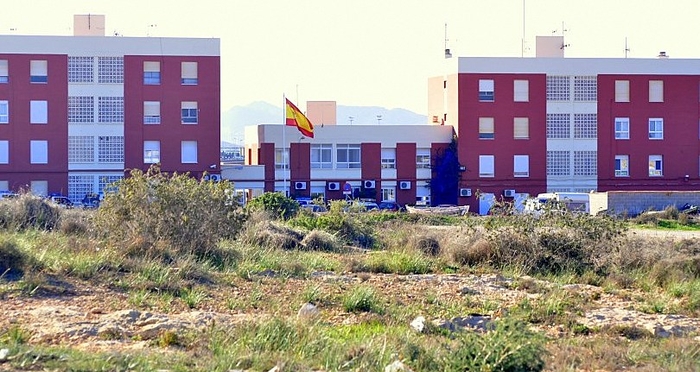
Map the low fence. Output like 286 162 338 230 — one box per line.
590 191 700 217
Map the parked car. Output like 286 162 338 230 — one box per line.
47 194 73 208
378 200 403 212
301 204 327 213
0 190 18 200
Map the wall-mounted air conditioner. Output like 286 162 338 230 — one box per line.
459 188 472 197
503 189 516 197
399 181 411 190
294 181 307 190
363 180 376 189
327 182 340 191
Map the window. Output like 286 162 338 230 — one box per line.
310 144 332 169
68 175 93 204
416 148 431 169
99 175 123 194
144 141 160 164
615 118 630 139
181 141 198 164
649 80 663 102
648 118 663 139
478 117 494 139
30 60 47 83
68 136 94 163
68 57 93 83
337 144 361 169
97 57 123 84
30 101 48 124
0 140 8 164
144 101 161 124
98 136 124 162
513 117 529 139
514 155 529 177
513 80 529 102
181 102 198 124
478 79 494 101
381 148 396 169
68 96 94 123
546 113 570 139
615 80 629 102
573 76 597 101
547 151 570 176
615 155 629 177
0 60 9 83
181 62 198 85
381 187 396 202
573 151 597 176
30 140 48 164
479 155 495 177
98 97 124 123
0 101 8 124
546 75 570 101
573 113 597 139
143 61 161 85
649 155 663 176
275 148 289 169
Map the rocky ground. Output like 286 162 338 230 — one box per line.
1 228 699 370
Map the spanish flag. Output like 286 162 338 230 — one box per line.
285 99 314 138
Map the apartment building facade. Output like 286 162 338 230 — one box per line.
0 23 220 202
242 124 455 207
429 56 700 213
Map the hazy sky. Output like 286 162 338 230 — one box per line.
2 0 699 114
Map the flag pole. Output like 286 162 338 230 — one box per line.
282 94 287 197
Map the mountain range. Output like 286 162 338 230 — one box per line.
221 101 427 145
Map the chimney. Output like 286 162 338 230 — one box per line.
73 14 105 36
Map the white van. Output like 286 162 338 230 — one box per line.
525 192 590 214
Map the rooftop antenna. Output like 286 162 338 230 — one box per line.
444 23 452 59
559 21 570 50
624 37 630 58
521 0 525 57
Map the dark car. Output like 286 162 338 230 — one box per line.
378 201 403 212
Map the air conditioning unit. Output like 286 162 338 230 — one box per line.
399 181 411 190
363 180 376 189
327 182 340 191
209 174 222 182
459 188 472 197
294 181 307 190
503 189 516 197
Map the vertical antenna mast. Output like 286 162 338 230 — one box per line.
521 0 525 57
624 37 630 58
444 23 452 59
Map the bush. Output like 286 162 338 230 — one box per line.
300 229 342 252
289 201 376 248
342 285 383 313
239 212 304 250
246 192 299 220
93 165 245 261
444 318 546 371
0 194 61 231
0 238 26 279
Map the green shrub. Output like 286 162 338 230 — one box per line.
289 202 376 248
93 165 245 261
342 285 383 313
246 192 299 220
0 238 26 279
444 318 546 372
